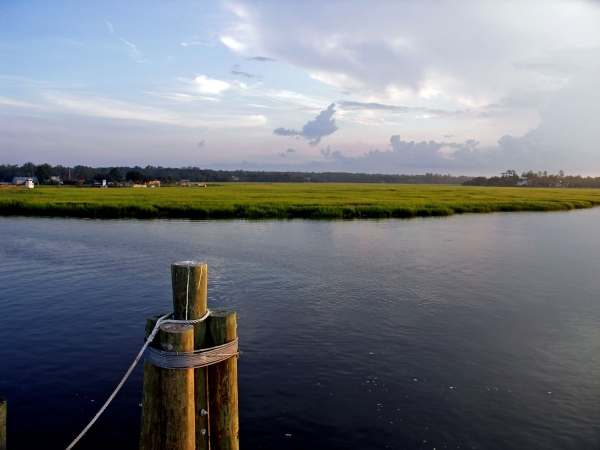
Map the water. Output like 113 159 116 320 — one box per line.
1 210 599 449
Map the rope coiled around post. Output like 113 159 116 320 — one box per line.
143 337 239 369
65 309 236 450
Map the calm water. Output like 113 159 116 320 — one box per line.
1 210 600 449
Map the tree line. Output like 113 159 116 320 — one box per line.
462 170 600 188
2 163 599 187
1 163 472 184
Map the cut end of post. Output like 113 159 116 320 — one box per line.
209 308 236 318
160 323 193 334
172 261 207 267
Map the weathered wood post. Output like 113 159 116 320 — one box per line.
207 308 239 450
171 261 209 450
140 313 169 450
0 397 6 450
160 324 195 450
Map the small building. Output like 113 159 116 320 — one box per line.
516 178 530 186
147 180 161 187
50 176 62 183
92 179 107 188
24 178 35 189
12 176 39 185
232 176 240 182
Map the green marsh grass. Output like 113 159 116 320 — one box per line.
1 184 600 220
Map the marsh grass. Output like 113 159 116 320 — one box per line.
1 184 600 220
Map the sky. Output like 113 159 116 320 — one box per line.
1 0 599 175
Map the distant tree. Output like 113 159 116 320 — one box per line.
35 163 52 183
108 167 123 182
167 175 175 184
21 162 36 177
126 170 144 183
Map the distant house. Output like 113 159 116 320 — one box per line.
12 176 38 185
92 179 107 188
232 176 240 182
50 176 61 183
147 180 161 187
180 179 191 186
516 178 530 186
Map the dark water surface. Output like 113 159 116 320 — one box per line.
1 210 600 449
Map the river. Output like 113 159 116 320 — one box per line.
1 209 599 449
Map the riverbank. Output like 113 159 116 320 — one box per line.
1 184 599 219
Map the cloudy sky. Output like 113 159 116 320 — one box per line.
1 0 599 175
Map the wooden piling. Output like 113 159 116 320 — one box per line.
171 262 209 450
160 323 195 450
0 397 6 450
207 308 239 450
140 312 169 450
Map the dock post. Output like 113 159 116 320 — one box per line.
160 323 195 450
140 313 169 450
207 308 239 450
171 262 209 450
0 397 6 450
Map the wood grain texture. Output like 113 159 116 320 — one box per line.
171 262 210 450
171 262 207 321
0 397 6 450
207 308 239 450
160 323 195 450
139 313 169 450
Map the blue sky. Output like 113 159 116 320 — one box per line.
1 0 599 175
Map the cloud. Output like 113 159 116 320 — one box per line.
220 1 600 105
286 148 296 153
194 75 230 94
320 145 345 161
231 69 261 79
3 91 268 128
220 36 246 52
198 140 205 148
246 56 275 62
273 103 338 146
107 22 144 62
338 101 413 113
336 100 488 120
146 92 219 102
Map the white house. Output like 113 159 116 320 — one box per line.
12 176 39 185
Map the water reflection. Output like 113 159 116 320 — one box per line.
1 210 599 449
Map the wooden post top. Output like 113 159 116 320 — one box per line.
171 261 207 267
209 308 236 318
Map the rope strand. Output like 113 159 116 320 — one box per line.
65 309 215 450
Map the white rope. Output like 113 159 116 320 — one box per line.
65 309 212 450
144 337 239 369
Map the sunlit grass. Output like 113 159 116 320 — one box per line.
1 183 600 219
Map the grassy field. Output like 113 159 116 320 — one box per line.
1 183 600 220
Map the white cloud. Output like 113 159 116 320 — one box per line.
1 91 267 129
220 36 246 52
194 75 230 94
